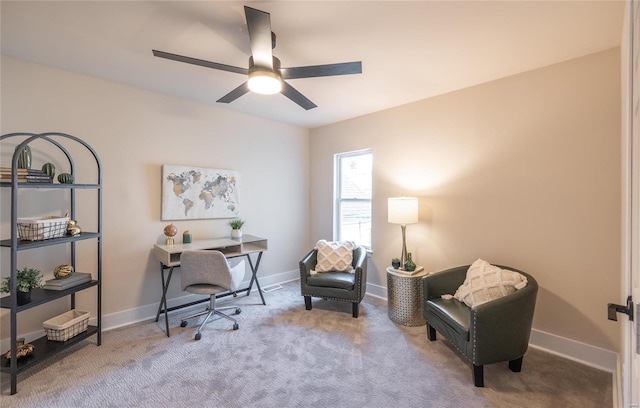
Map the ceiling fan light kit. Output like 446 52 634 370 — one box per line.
152 6 362 110
247 70 282 95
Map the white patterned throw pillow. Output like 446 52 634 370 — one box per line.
453 259 528 308
312 240 356 274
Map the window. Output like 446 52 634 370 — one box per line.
335 149 372 249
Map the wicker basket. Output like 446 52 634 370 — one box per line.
17 216 69 241
43 310 89 342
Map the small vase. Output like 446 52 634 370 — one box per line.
404 253 416 272
16 290 32 306
231 229 242 239
392 259 401 269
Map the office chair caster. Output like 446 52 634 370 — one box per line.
194 333 202 341
233 323 239 330
235 308 241 314
180 320 188 327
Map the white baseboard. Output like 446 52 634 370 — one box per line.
365 282 387 299
366 281 619 376
0 269 301 352
1 272 620 392
528 329 618 373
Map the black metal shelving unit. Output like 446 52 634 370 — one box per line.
0 132 102 395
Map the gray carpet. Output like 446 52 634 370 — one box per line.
0 281 612 407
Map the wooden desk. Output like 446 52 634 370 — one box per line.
153 235 268 337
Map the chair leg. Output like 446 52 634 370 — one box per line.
509 356 523 372
304 296 312 310
184 294 239 340
473 364 484 387
352 302 359 318
427 324 437 341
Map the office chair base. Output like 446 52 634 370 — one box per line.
180 306 241 340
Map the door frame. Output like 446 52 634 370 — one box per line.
623 1 639 406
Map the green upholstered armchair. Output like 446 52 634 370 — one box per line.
422 265 538 387
299 246 368 318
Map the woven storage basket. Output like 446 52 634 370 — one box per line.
17 216 69 241
43 310 89 342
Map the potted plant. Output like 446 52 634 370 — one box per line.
1 267 43 305
228 218 245 239
391 258 401 269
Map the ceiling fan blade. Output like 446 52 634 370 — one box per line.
280 61 362 80
153 50 248 75
244 6 273 69
217 82 250 104
281 81 317 110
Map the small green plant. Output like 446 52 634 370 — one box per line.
228 218 245 230
1 267 43 293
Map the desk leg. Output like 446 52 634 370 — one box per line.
246 252 266 305
155 265 174 337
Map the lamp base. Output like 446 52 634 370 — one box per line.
400 224 408 267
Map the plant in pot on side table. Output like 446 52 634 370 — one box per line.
229 218 245 239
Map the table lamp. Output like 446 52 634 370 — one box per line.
388 197 419 268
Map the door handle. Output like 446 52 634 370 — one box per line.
607 296 634 321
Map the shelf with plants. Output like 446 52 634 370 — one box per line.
0 132 102 395
0 280 99 312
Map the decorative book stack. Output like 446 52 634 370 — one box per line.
43 273 92 291
0 167 53 183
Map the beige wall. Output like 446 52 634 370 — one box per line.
310 49 622 351
0 48 623 354
0 57 309 336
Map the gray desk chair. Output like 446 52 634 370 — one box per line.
179 250 245 340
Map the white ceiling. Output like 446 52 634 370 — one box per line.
0 1 625 129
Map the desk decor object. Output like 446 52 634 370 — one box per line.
164 224 177 245
162 164 240 220
182 230 192 244
388 197 418 269
229 218 245 238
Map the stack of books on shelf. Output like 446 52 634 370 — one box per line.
43 273 92 291
0 167 53 183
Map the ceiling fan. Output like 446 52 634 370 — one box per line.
152 6 362 110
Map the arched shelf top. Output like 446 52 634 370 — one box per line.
0 132 102 186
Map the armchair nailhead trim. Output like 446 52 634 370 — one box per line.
472 311 478 364
424 314 474 365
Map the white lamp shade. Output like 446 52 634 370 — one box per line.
388 197 419 225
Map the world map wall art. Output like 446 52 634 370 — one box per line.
162 164 240 220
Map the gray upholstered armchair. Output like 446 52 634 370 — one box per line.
299 245 368 318
422 265 538 387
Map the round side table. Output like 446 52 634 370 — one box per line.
386 266 428 327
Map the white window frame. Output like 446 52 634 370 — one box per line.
334 148 373 250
